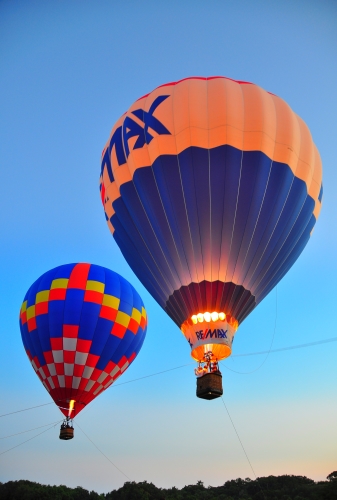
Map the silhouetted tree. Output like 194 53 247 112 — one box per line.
327 471 337 481
1 474 337 499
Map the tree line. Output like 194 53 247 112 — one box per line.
0 472 336 499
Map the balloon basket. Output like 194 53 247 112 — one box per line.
196 372 223 400
59 418 74 440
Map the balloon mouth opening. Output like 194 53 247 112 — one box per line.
191 311 227 323
191 343 231 362
181 313 239 332
51 395 86 418
181 313 238 363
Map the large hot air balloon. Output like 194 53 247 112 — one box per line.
19 263 147 438
99 77 322 399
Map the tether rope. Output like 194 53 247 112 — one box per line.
221 397 266 500
76 421 131 480
0 421 61 456
1 334 336 418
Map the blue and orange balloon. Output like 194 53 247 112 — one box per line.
19 263 147 419
99 77 322 372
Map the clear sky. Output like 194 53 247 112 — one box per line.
0 0 336 493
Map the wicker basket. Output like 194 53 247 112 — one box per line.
59 427 74 440
196 372 223 400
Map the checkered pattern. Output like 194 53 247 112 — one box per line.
19 263 147 417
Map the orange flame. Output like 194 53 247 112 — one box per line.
68 400 75 417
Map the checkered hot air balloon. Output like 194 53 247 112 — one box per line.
99 77 322 400
19 263 147 437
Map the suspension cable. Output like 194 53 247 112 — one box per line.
112 362 193 388
221 286 278 374
220 397 266 500
0 421 61 457
232 336 337 357
0 402 54 418
76 422 131 480
0 420 61 440
1 335 336 419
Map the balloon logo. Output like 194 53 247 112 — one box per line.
19 263 147 434
100 77 322 398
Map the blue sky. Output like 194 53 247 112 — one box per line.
0 0 336 493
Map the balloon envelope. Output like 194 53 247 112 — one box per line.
100 77 322 362
19 263 147 417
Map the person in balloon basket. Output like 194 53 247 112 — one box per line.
61 419 73 431
195 364 207 377
211 361 219 373
195 360 220 377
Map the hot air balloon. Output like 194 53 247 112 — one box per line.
99 77 322 400
19 263 147 438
